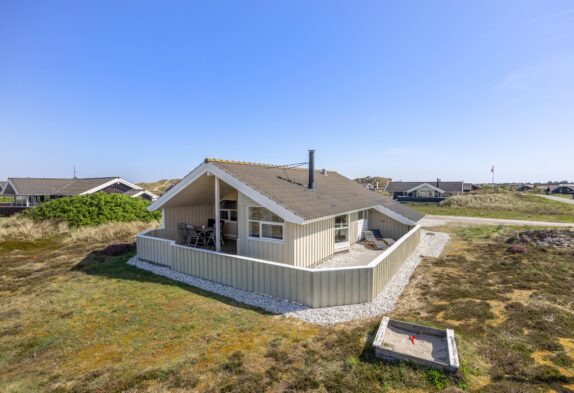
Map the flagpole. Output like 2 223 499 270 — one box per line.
491 165 495 193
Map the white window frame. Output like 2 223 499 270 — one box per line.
247 206 285 243
220 200 238 222
334 213 350 250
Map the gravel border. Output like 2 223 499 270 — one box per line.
127 230 449 325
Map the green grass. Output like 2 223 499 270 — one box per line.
409 193 574 223
1 224 573 392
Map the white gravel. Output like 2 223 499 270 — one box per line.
127 230 449 325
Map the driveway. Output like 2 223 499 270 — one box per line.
420 215 574 228
537 194 574 205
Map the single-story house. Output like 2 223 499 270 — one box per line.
1 176 158 210
515 184 534 192
549 184 574 195
384 180 478 201
136 153 425 308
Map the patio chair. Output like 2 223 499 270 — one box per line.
178 223 190 245
207 219 225 246
185 226 203 247
371 228 396 247
363 230 387 250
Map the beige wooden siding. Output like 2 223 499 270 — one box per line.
368 209 412 239
371 226 421 297
293 217 334 268
349 211 359 244
162 204 214 241
136 229 173 268
136 226 421 308
237 193 294 264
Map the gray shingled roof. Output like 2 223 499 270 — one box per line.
385 181 468 193
6 177 119 196
208 160 424 223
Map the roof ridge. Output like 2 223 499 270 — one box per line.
206 158 332 172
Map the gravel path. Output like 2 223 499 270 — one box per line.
127 230 449 325
420 215 574 228
537 194 574 205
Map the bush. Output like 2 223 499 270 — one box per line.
22 193 161 227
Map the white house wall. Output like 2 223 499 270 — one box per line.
368 209 412 239
163 204 215 240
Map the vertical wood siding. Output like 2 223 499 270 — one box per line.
293 217 335 268
136 225 422 308
370 226 421 297
368 209 412 239
163 204 214 240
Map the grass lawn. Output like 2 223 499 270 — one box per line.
409 193 574 223
1 225 573 392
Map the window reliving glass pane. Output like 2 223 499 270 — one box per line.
334 214 348 228
230 211 238 221
249 207 283 223
335 228 348 243
262 224 283 240
220 211 229 220
249 221 260 237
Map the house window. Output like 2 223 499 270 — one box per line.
248 207 284 240
334 214 349 245
358 210 368 220
220 200 238 222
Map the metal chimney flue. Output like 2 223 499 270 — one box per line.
308 150 315 189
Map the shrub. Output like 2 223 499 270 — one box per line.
22 193 161 227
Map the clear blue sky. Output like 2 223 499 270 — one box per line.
1 1 573 183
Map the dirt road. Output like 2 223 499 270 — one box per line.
538 194 574 205
420 215 574 227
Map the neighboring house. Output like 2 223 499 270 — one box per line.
516 184 534 192
0 181 6 195
550 184 574 195
136 153 425 308
384 180 478 202
0 177 158 215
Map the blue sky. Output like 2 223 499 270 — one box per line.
1 1 573 183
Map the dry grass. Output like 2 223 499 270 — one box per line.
0 216 159 243
137 179 180 196
410 192 574 222
1 220 572 392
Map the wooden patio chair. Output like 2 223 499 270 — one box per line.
363 230 387 250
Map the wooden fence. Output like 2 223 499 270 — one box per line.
136 226 421 308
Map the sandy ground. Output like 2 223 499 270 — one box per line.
538 194 574 205
420 215 574 228
382 325 449 364
310 242 382 268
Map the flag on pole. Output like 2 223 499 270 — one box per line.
491 165 494 173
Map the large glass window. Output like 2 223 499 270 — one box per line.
248 207 284 240
334 214 349 244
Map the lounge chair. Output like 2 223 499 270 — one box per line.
371 229 396 247
363 230 387 250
